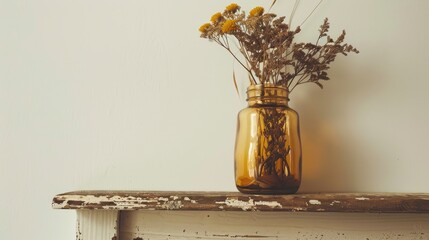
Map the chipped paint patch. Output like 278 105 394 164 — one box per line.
53 200 69 209
292 207 306 212
216 198 282 211
159 200 183 210
309 200 322 205
356 197 370 201
53 195 159 209
330 200 341 206
52 194 185 210
183 197 197 204
255 201 282 208
216 198 256 211
139 199 158 203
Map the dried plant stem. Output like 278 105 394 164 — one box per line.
217 39 257 85
257 109 291 179
289 0 300 27
300 0 324 26
269 0 277 12
237 41 257 84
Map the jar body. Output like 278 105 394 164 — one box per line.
234 86 302 194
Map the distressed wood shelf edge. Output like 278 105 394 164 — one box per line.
52 191 429 213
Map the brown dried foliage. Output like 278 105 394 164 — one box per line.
200 5 359 92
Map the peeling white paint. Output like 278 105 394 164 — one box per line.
52 194 188 210
53 192 429 213
53 201 68 209
159 200 183 210
356 197 370 201
110 201 147 209
309 200 322 205
215 198 282 211
292 207 306 212
183 197 197 204
139 199 158 203
255 201 282 208
215 198 256 211
53 194 162 209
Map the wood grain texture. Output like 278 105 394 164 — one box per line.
119 211 429 240
52 191 429 213
76 210 119 240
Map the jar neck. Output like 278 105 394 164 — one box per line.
246 84 289 107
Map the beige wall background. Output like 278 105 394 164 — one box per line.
1 0 428 239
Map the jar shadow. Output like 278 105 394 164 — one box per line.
291 60 383 193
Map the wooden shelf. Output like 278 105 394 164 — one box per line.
52 191 429 213
53 191 429 239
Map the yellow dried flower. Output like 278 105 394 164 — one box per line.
225 3 240 13
211 12 222 23
249 6 264 17
221 19 237 33
199 23 211 33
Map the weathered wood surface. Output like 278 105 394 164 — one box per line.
120 211 429 240
52 191 429 213
76 210 119 240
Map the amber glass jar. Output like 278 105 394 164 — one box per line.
234 84 302 194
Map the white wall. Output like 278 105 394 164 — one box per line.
1 0 428 239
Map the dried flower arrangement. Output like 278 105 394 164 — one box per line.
199 2 359 193
199 2 359 92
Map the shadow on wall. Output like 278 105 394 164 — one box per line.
293 54 384 193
